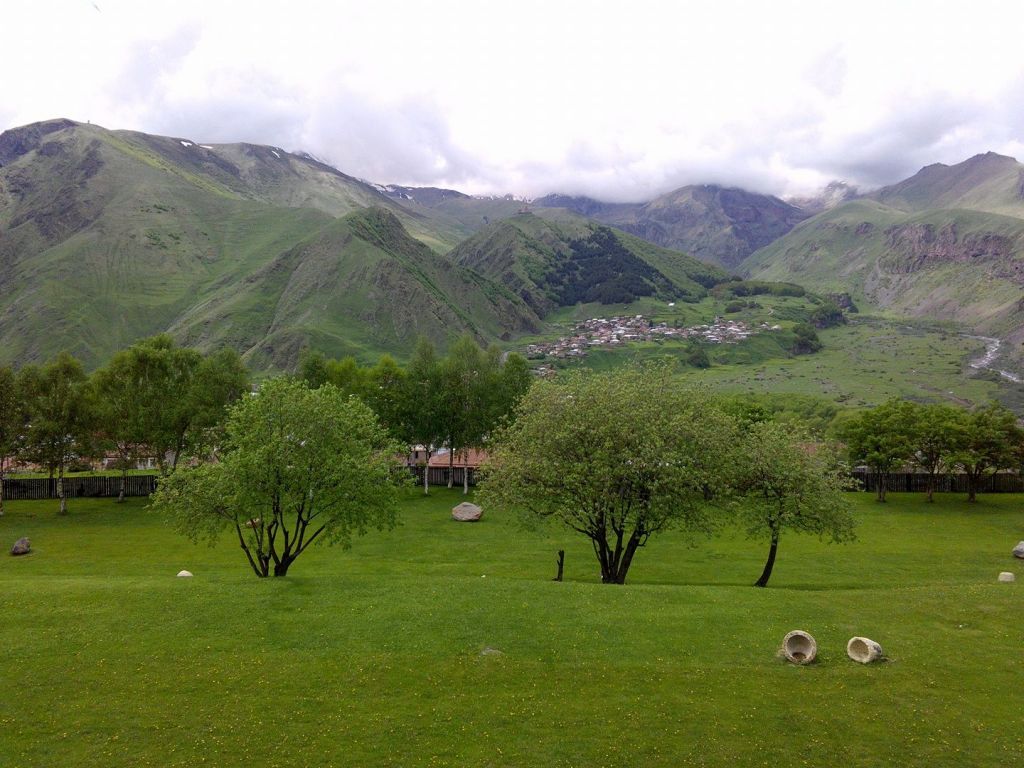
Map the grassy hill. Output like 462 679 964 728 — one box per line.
448 211 728 316
170 207 540 368
743 154 1024 366
0 120 533 368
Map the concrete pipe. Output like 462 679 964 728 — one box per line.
846 636 883 664
782 630 817 664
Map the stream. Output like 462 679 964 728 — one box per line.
967 335 1022 383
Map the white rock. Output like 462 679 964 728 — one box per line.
998 571 1015 583
1012 541 1024 559
452 502 483 522
847 636 884 663
176 570 193 578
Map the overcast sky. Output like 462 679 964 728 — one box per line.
5 0 1024 201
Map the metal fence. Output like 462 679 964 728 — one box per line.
1 474 159 500
851 471 1024 494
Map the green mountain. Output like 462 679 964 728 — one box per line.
742 153 1024 362
448 211 728 316
534 185 809 269
0 119 532 368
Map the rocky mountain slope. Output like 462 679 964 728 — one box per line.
742 153 1024 363
534 185 809 269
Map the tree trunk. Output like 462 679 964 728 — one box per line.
755 529 780 587
118 466 127 503
422 454 430 496
273 557 293 577
876 472 887 502
614 533 643 585
925 472 935 503
447 449 454 489
463 465 469 495
0 463 5 517
57 464 67 516
967 471 978 503
554 550 564 582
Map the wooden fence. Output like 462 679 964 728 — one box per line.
851 471 1024 494
409 466 478 488
1 474 159 501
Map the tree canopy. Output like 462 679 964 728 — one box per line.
152 377 405 577
479 366 738 584
735 421 854 586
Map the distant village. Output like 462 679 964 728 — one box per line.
525 314 781 360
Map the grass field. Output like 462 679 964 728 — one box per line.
2 489 1023 767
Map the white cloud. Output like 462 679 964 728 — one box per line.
5 0 1024 199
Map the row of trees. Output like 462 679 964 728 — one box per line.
837 399 1023 502
300 335 532 494
154 364 852 584
479 365 855 586
0 336 249 515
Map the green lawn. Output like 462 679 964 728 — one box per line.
2 490 1023 766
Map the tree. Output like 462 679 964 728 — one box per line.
478 366 738 584
790 323 823 355
837 400 914 501
906 403 964 502
403 337 442 495
151 378 405 578
951 404 1021 502
186 348 251 460
92 354 148 503
0 366 24 516
363 354 408 439
435 336 491 492
735 421 855 587
18 353 96 515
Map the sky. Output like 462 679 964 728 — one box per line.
5 0 1024 201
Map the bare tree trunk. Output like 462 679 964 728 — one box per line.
0 462 5 517
925 472 935 503
967 471 978 503
118 466 127 503
876 472 887 502
57 463 67 516
755 529 780 587
447 449 454 489
422 459 430 495
554 550 564 582
463 465 469 495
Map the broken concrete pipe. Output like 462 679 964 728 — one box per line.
846 636 883 664
782 630 817 664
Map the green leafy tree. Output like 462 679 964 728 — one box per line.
951 404 1022 502
92 354 148 503
435 336 497 493
403 337 443 495
363 355 408 439
790 323 823 355
187 348 251 460
0 366 24 516
735 421 855 587
18 353 96 515
479 366 739 584
837 400 915 501
152 378 405 578
906 403 964 502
